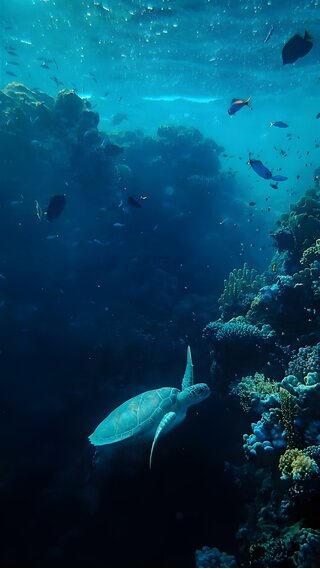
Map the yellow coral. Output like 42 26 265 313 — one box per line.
300 238 320 266
236 373 278 412
279 388 297 448
218 263 265 317
279 448 318 481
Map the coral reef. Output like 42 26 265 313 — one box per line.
201 182 320 567
195 546 238 568
203 317 276 389
231 373 278 412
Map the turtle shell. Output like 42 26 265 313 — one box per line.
89 387 180 446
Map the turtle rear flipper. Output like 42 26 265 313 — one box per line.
149 412 177 470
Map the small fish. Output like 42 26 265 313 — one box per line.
282 31 312 64
6 70 17 77
270 121 288 128
41 62 49 69
270 183 278 189
6 60 19 66
140 195 148 200
35 200 42 220
89 71 98 83
50 75 63 88
264 25 274 44
127 196 142 208
248 159 288 182
46 234 59 240
228 97 252 116
113 222 125 227
249 201 256 206
45 195 66 222
110 113 127 126
316 113 320 120
272 263 277 272
6 50 17 57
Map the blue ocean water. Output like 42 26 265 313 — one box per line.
1 1 320 567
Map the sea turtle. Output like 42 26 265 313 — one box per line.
89 346 211 468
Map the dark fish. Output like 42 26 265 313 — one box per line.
37 56 57 67
316 112 320 119
282 31 312 64
6 70 17 77
249 201 256 206
89 71 98 83
270 183 278 189
248 159 288 181
41 62 49 69
50 75 63 88
111 113 128 126
270 121 288 128
103 143 123 156
228 97 252 116
272 175 288 181
128 196 142 208
6 60 19 66
264 25 274 44
45 195 66 222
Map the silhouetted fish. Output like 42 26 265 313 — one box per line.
45 195 66 222
282 31 312 64
248 159 288 181
128 196 142 208
270 121 288 128
111 113 127 126
264 25 274 44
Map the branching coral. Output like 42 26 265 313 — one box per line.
233 373 278 412
279 448 319 482
287 344 320 381
279 387 298 448
300 238 320 267
195 546 238 568
218 263 266 320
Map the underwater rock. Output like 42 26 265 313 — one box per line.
270 228 295 253
54 89 84 124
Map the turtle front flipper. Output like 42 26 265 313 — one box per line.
181 345 194 390
149 411 177 469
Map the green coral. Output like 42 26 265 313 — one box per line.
279 387 298 448
279 448 319 481
235 373 278 412
218 263 266 320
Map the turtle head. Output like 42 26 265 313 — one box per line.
178 382 211 410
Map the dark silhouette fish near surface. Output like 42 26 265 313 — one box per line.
2 2 320 569
282 30 313 64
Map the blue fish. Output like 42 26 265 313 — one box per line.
248 159 288 182
270 121 288 128
228 97 252 116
